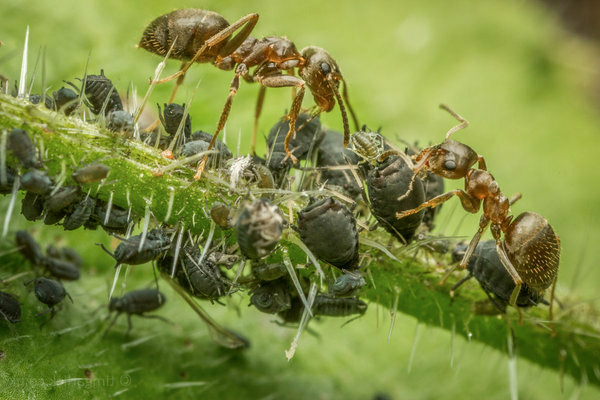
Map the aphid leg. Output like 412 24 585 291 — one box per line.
439 104 469 139
102 312 121 338
342 79 360 132
139 314 171 325
449 273 472 295
125 314 134 338
459 215 490 270
251 86 266 156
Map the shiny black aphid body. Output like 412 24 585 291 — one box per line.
44 186 81 213
53 87 78 115
313 295 367 317
16 230 43 264
63 196 96 231
40 255 81 281
110 228 171 267
182 131 232 166
316 129 361 199
21 192 46 221
367 155 425 242
249 279 292 314
21 170 52 195
28 278 71 326
297 197 359 270
107 110 134 132
236 198 285 260
87 200 133 234
266 113 323 171
83 70 123 115
8 128 40 169
159 103 191 138
0 291 21 324
107 289 166 336
452 241 544 311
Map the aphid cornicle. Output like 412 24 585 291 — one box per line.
313 294 367 317
451 241 544 311
0 291 21 324
236 198 285 260
106 289 167 337
396 105 561 307
367 154 425 243
296 197 359 270
82 70 123 116
8 128 40 169
249 279 292 314
26 277 72 326
101 228 171 268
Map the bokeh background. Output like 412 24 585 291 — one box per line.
1 0 599 399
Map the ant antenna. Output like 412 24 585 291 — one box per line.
326 76 350 147
439 104 469 139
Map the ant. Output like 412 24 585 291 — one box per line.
139 9 359 179
395 105 560 322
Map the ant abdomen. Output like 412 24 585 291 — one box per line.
503 211 560 292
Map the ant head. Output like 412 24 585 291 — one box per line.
414 140 478 179
299 46 342 112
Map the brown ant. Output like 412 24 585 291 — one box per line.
139 9 359 179
395 105 560 323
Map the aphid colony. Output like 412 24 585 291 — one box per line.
0 8 560 345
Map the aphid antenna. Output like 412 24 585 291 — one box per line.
170 223 186 278
388 286 401 343
282 252 313 317
167 81 200 153
286 234 325 284
285 282 318 361
407 322 423 374
134 36 178 125
137 196 153 253
0 130 7 185
2 176 20 238
26 46 43 98
17 26 29 99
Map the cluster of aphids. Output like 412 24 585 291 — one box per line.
1 7 562 345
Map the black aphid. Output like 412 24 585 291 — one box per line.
87 200 134 234
26 277 72 327
44 186 81 213
21 192 46 221
21 170 52 194
8 128 40 169
249 279 292 314
16 230 43 265
63 196 96 231
52 87 78 115
331 272 366 298
29 94 56 110
107 110 134 132
316 129 362 199
313 294 367 317
159 103 191 138
72 163 110 184
82 70 123 115
106 289 167 337
101 228 171 267
0 291 21 324
236 198 285 260
40 255 81 281
296 197 359 270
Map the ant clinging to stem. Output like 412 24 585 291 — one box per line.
396 104 560 320
138 8 359 179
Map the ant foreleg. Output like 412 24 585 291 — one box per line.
459 214 490 270
251 86 266 156
396 189 479 219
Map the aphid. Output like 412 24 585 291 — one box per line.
277 296 305 324
249 279 292 314
266 113 323 173
52 86 78 115
21 192 46 221
316 129 361 199
89 200 134 234
0 291 21 324
349 130 387 164
101 228 171 267
44 186 81 213
63 196 96 231
251 262 287 281
7 128 40 169
46 245 83 268
158 103 191 138
313 294 367 317
26 277 72 326
178 254 230 302
236 198 285 260
72 163 110 184
210 203 232 229
106 289 167 337
367 154 425 242
40 255 81 281
451 241 545 311
396 105 560 306
29 94 56 110
21 169 52 194
331 272 366 298
106 110 134 132
182 132 232 166
82 70 123 115
296 197 359 270
16 230 43 265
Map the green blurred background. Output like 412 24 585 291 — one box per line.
1 0 599 399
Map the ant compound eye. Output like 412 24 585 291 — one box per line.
444 160 456 171
320 62 331 74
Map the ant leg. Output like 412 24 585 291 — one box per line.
396 189 479 219
493 238 524 307
459 214 490 269
477 155 487 171
251 86 266 156
439 104 469 139
549 275 558 336
256 74 307 164
342 79 360 132
194 68 244 180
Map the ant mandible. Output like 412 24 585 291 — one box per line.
139 9 359 179
395 105 560 318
